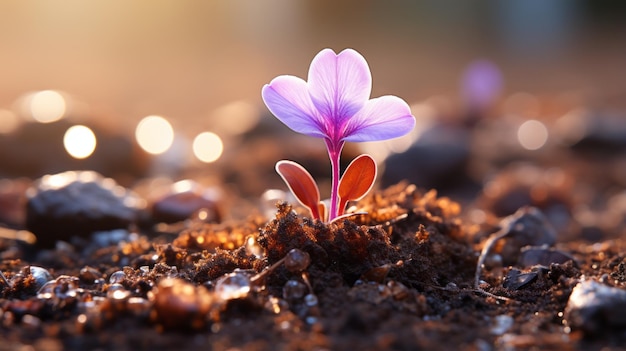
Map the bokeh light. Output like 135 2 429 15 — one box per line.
63 125 97 159
29 90 66 123
135 115 175 155
192 132 223 163
517 119 549 150
0 109 20 134
211 101 260 136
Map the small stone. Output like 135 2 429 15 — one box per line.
27 266 53 291
555 109 626 153
282 280 307 301
360 264 392 283
214 270 251 301
502 267 547 290
382 128 472 193
244 236 264 259
79 266 101 284
150 181 220 224
496 207 557 266
36 275 80 300
284 249 311 273
518 246 576 267
108 271 126 285
25 171 142 247
564 280 626 335
152 278 215 330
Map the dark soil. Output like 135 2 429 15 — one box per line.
1 175 626 351
2 105 626 350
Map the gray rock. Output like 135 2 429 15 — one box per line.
564 280 626 335
25 171 143 247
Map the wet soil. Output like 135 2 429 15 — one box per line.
1 175 626 351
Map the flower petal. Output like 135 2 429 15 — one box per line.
342 95 415 142
262 75 326 138
307 48 372 126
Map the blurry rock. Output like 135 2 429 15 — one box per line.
151 181 221 224
555 109 626 154
518 246 576 267
475 206 558 286
497 207 557 266
152 278 216 330
503 268 538 290
502 266 549 290
564 280 626 335
25 171 143 247
383 127 476 197
28 266 54 291
478 163 573 231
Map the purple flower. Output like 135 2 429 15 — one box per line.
262 48 415 220
262 48 415 152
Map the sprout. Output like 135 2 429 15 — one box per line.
262 48 415 221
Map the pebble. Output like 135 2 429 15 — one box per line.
282 280 307 301
518 246 576 267
108 271 126 285
214 270 251 301
37 275 80 300
555 109 626 153
496 207 557 266
152 278 215 330
284 249 311 273
25 171 142 247
150 181 220 224
360 264 392 283
502 268 544 290
28 266 54 291
564 280 626 335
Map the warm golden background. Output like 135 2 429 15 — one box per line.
1 0 625 182
2 1 625 120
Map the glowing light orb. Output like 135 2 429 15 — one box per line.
64 125 97 159
193 132 223 163
517 120 548 150
135 115 174 155
30 90 66 123
212 101 259 135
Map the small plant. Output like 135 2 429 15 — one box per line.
262 48 415 221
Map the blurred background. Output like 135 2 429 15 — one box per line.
1 0 625 197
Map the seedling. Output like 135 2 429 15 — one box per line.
262 48 415 221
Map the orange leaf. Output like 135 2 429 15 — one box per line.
317 202 327 223
275 160 322 220
337 154 377 216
